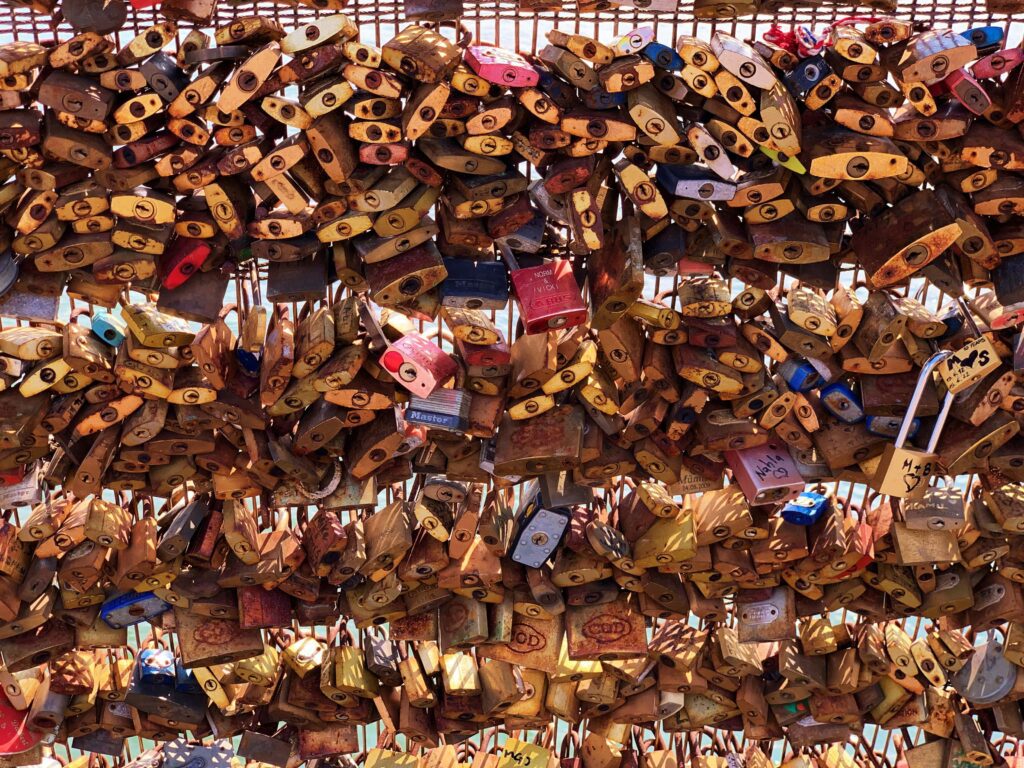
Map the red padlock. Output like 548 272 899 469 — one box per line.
501 245 588 335
161 236 212 289
677 257 716 276
559 730 583 768
380 332 458 398
943 68 992 115
456 336 511 370
0 688 42 755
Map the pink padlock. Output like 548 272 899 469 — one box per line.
380 332 458 398
465 45 539 87
971 47 1024 80
724 440 804 506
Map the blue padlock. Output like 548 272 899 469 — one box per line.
406 388 471 433
174 663 204 696
537 70 577 111
820 381 864 424
137 645 175 686
641 42 683 71
867 414 920 440
779 358 820 393
781 489 831 526
938 304 965 341
235 345 261 377
783 53 832 101
496 210 547 254
655 163 736 200
440 258 509 311
583 88 627 110
101 591 172 629
961 26 1002 54
90 311 126 347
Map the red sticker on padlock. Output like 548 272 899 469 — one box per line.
0 466 26 488
381 350 404 373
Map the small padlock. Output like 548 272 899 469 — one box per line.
779 359 820 392
380 332 458 398
782 489 831 526
406 388 471 433
465 45 539 87
725 440 805 505
510 487 571 569
819 381 864 424
440 258 510 311
100 591 172 629
137 642 175 687
90 311 127 347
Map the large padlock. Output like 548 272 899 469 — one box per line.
724 439 804 505
872 351 955 498
501 245 589 335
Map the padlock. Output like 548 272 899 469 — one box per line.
724 440 804 505
380 332 458 398
778 359 821 393
510 489 571 569
440 259 510 311
500 247 588 335
904 480 967 533
873 351 955 498
100 592 171 629
782 488 831 526
137 641 175 687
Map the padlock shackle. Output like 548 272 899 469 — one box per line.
496 241 520 273
957 297 983 337
925 388 956 455
894 350 952 448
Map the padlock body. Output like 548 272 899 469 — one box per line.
510 260 588 335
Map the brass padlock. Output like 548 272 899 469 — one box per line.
873 352 955 498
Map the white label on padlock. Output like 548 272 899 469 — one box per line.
741 602 780 624
794 714 824 727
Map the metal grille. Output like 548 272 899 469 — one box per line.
2 0 1020 765
1 0 1017 55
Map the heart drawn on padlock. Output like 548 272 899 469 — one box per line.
903 471 924 493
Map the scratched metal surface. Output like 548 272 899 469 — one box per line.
0 0 1020 764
